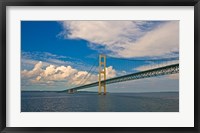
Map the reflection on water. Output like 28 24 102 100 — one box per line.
21 91 179 112
98 95 107 112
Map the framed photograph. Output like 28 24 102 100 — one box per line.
0 0 199 132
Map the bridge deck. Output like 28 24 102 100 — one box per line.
64 63 179 92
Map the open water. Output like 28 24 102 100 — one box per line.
21 91 179 112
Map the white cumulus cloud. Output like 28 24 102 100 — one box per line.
105 66 116 79
21 61 43 78
21 61 117 88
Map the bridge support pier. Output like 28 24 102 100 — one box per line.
67 89 76 94
98 54 106 95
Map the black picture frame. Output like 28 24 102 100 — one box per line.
0 0 199 133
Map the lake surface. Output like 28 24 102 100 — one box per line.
21 91 179 112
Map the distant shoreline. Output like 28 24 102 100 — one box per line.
21 90 179 94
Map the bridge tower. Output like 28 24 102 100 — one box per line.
98 54 106 95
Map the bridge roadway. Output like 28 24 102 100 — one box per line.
64 63 179 92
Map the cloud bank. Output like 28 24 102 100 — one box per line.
60 21 179 58
21 61 116 88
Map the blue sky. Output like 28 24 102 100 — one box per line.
21 21 179 92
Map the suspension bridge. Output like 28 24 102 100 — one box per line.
65 55 179 95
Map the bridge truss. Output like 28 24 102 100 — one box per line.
65 63 179 92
